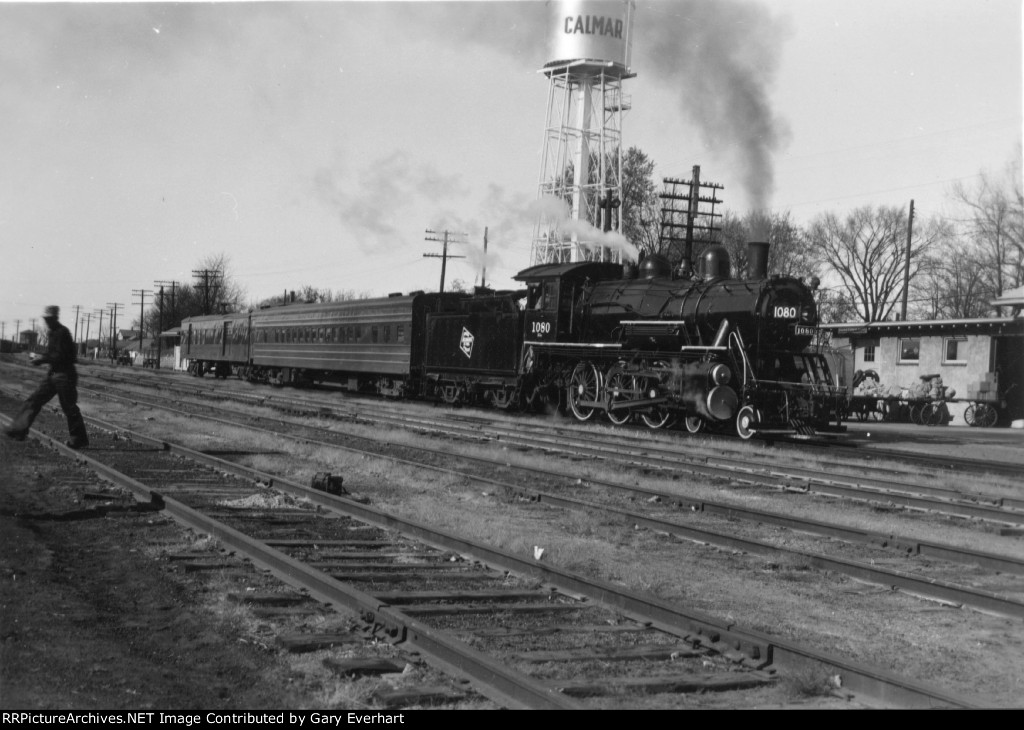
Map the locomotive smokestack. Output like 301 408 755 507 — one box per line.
747 241 770 280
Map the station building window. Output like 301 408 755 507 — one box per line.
943 337 967 364
862 343 876 363
898 338 920 364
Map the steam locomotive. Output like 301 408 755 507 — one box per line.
183 241 847 439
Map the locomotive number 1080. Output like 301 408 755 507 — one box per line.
531 321 552 334
773 306 799 319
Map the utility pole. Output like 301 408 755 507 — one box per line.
423 229 466 294
107 303 123 362
481 227 488 290
153 278 180 321
93 310 104 357
133 289 152 363
658 167 724 278
81 313 92 357
72 305 81 342
154 281 175 369
900 200 915 321
192 270 219 316
154 278 179 323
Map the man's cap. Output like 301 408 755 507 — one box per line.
43 305 60 319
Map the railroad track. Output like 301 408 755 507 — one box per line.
0 402 983 708
80 364 1024 481
8 360 1018 488
30 380 1024 621
64 368 1024 524
7 370 1024 616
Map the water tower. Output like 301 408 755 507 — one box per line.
530 0 636 265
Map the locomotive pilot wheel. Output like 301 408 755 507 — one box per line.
568 362 601 422
736 405 760 440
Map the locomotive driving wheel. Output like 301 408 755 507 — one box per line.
605 364 635 426
736 405 760 440
639 360 675 429
568 361 601 422
684 415 706 434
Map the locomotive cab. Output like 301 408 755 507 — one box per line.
516 262 624 343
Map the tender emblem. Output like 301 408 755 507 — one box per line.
460 327 475 359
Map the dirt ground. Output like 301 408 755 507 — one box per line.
0 435 321 709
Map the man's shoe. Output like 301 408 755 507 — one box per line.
65 438 89 450
4 428 27 441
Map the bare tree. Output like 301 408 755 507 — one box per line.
138 253 247 331
718 210 818 280
808 205 930 323
913 219 992 319
252 286 371 309
950 156 1024 300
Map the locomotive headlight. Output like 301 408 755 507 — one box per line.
709 363 731 386
800 306 814 323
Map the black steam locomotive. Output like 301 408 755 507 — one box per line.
183 241 847 439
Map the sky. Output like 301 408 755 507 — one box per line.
1 0 1021 339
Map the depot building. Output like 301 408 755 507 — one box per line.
819 291 1024 426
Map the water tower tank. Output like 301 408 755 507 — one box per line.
546 0 634 75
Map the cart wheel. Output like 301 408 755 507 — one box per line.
910 403 925 426
921 403 940 426
976 402 998 428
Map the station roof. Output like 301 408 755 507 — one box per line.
819 317 1024 338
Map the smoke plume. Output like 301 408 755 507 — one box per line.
531 195 641 262
637 1 791 212
401 1 792 214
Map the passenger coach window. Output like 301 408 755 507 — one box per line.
372 326 379 344
397 324 405 343
384 325 391 343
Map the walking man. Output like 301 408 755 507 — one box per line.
4 305 89 449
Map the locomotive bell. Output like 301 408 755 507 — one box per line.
639 253 672 280
700 245 731 280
